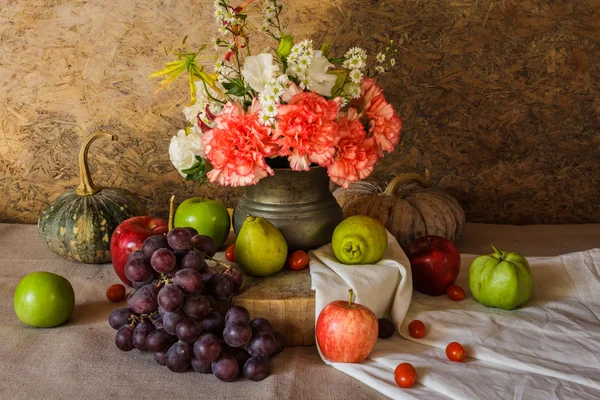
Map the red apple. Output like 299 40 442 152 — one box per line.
407 235 461 296
316 289 379 363
110 216 168 286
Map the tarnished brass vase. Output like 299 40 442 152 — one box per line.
232 167 343 251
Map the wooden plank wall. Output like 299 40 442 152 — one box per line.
1 0 598 224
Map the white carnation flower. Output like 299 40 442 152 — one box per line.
241 53 281 93
169 128 205 177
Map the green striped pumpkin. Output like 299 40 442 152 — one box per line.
38 133 145 263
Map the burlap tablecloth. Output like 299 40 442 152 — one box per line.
1 223 599 400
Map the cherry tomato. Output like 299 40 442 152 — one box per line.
446 342 466 362
288 250 309 271
446 285 465 301
394 362 417 388
225 244 236 262
408 320 426 339
106 284 126 302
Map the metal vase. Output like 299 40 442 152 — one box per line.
232 167 343 251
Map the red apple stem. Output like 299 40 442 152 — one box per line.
348 288 354 308
168 194 175 232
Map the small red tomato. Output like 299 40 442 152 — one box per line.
288 250 309 271
225 244 236 262
408 320 426 339
446 285 465 301
106 284 126 302
446 342 466 362
394 362 417 388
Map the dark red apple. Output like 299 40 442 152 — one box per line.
315 289 378 363
110 216 168 286
407 235 461 296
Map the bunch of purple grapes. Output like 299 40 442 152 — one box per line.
108 228 285 381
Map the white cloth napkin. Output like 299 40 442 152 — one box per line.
310 235 600 400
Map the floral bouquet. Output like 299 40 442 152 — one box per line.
151 0 402 188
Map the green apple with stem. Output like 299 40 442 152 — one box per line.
14 271 75 328
174 197 231 249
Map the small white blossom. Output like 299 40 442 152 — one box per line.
390 58 396 67
350 69 362 84
259 111 275 126
375 65 386 74
376 52 385 63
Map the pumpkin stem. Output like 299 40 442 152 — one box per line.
380 169 432 196
76 132 117 196
168 194 175 232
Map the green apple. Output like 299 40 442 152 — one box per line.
174 198 231 249
14 271 75 328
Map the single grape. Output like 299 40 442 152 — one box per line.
249 318 272 333
153 317 164 330
201 310 225 335
109 308 132 330
133 320 155 351
191 234 216 257
246 331 277 358
227 268 243 293
167 228 192 251
173 269 204 294
142 235 169 257
146 328 176 353
191 358 213 374
176 318 202 343
151 248 176 273
223 321 252 348
127 285 158 314
225 306 250 326
131 273 156 289
193 333 222 363
162 310 185 336
166 341 192 373
125 257 153 283
224 346 251 370
199 265 216 285
184 227 199 236
181 249 205 271
211 354 239 382
211 274 234 301
127 250 146 262
154 351 167 365
158 284 184 312
158 304 167 317
378 318 396 339
271 331 286 357
243 356 270 381
115 325 134 351
182 293 211 320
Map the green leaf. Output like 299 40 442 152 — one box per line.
222 81 237 90
226 86 247 96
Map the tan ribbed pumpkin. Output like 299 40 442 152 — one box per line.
333 170 465 249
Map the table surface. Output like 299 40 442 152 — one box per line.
1 223 599 400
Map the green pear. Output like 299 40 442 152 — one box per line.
234 216 288 277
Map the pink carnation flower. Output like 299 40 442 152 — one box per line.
202 101 278 187
327 108 379 188
274 92 341 171
355 78 402 155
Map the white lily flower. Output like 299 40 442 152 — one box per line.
169 128 205 176
241 53 281 93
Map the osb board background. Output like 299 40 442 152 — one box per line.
1 0 599 225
